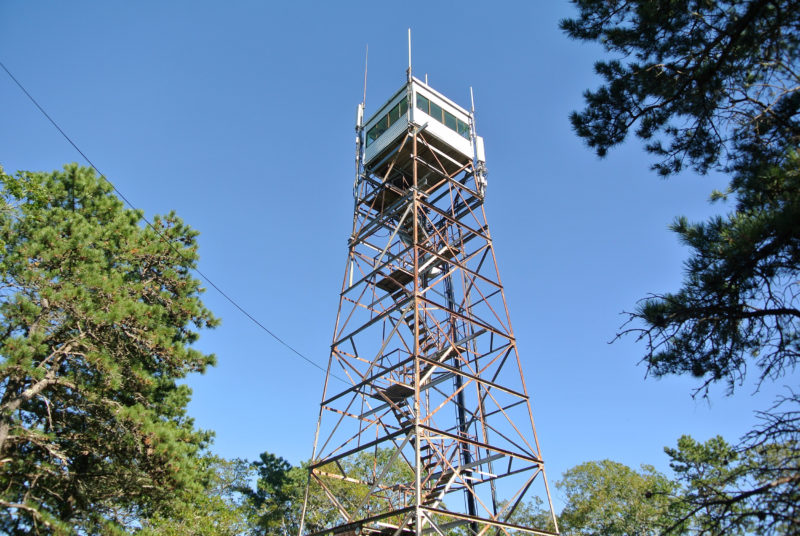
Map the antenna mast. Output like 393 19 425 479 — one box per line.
353 45 369 201
363 44 369 107
407 28 412 81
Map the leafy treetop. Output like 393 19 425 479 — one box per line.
0 164 218 534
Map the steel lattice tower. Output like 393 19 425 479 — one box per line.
299 71 558 536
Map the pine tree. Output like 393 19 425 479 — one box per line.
563 1 800 533
0 164 219 534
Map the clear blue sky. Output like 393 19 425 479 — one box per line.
2 1 794 510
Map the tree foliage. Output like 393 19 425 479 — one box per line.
0 164 219 534
556 459 682 536
241 452 307 536
562 0 800 393
562 1 800 533
240 451 343 536
138 456 255 536
552 437 798 536
663 432 798 535
562 0 800 176
499 496 557 534
244 449 415 536
632 150 800 396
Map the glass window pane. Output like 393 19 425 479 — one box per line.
429 101 443 123
389 105 400 125
367 125 379 146
457 119 470 139
444 111 457 131
398 97 408 116
416 94 430 114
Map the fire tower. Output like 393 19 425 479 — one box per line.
299 66 558 536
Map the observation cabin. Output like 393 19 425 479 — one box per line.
358 76 486 210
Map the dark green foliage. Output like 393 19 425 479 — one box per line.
242 452 300 535
662 433 799 535
562 1 800 393
244 449 416 536
630 151 800 395
562 0 800 176
241 452 341 536
664 436 750 535
0 164 219 534
138 456 256 536
563 1 799 533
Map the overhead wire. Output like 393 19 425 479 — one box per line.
0 59 347 384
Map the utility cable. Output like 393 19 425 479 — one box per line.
0 59 347 384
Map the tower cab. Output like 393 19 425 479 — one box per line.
360 77 486 194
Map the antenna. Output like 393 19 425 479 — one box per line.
362 44 369 108
470 86 487 193
407 28 412 81
470 86 477 135
354 45 369 197
356 45 368 133
470 86 476 114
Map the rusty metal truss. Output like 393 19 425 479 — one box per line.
299 95 558 536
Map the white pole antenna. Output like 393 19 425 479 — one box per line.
362 45 369 107
470 86 477 134
407 28 412 81
470 86 476 114
354 45 369 198
469 86 487 194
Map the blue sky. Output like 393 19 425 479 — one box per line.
2 1 794 510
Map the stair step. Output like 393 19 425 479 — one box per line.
379 383 414 403
390 290 407 301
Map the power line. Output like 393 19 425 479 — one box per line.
0 59 346 384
